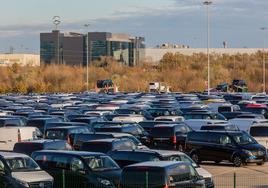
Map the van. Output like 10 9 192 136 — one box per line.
120 161 205 188
32 150 118 188
0 152 53 187
249 124 268 149
0 127 41 151
186 131 267 167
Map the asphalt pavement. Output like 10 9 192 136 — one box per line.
202 162 268 188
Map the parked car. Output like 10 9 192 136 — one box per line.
0 117 25 127
149 124 192 151
249 124 268 149
71 132 148 151
45 126 91 140
13 139 72 156
32 150 118 188
138 120 175 133
26 117 63 133
109 149 214 188
0 127 42 151
80 138 137 153
0 152 53 187
186 131 267 167
154 116 185 122
120 161 205 188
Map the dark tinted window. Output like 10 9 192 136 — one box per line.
46 130 67 140
218 107 231 113
121 168 165 187
13 143 43 156
201 126 225 131
151 127 174 137
81 142 112 153
250 127 268 137
187 132 209 142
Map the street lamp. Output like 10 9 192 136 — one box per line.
260 27 267 94
84 24 90 92
203 0 212 95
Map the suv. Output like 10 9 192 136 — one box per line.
80 138 137 153
13 139 72 156
120 161 205 188
109 150 214 188
31 150 118 188
186 131 267 167
149 124 192 151
0 152 53 188
70 132 148 151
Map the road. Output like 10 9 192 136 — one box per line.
201 162 268 188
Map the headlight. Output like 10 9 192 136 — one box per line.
242 149 253 156
14 178 29 188
97 178 112 186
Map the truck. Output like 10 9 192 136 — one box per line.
149 82 170 93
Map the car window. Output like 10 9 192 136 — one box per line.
0 160 5 171
70 157 84 172
220 135 232 145
52 155 71 170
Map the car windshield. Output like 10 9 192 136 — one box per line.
232 133 257 145
5 157 40 172
84 156 119 171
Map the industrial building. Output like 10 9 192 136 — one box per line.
40 30 145 66
0 54 40 66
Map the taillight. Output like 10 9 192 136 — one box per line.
18 129 21 142
172 136 177 144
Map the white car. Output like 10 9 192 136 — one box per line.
0 152 53 187
154 116 185 122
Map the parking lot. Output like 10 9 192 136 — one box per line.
202 162 268 187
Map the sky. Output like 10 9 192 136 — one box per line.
1 0 268 53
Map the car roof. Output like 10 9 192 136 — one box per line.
32 150 105 157
125 161 189 168
85 138 120 143
46 126 85 130
15 139 65 144
154 124 181 128
0 151 28 158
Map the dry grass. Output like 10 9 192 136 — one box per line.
0 51 267 93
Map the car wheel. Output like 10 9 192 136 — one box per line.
233 155 243 167
191 153 200 164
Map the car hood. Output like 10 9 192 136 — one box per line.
12 170 53 183
195 167 212 179
94 169 121 185
240 143 266 151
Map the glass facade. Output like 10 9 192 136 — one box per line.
40 41 56 64
90 40 108 61
110 41 129 65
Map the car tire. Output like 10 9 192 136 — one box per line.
191 153 200 164
233 155 243 167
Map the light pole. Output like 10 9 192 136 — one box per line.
84 24 90 92
261 27 267 94
203 0 212 95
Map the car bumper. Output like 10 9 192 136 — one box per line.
245 157 265 163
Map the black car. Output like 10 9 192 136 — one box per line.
109 149 214 188
186 131 267 167
45 126 91 141
13 139 72 156
146 108 182 118
31 150 118 188
80 138 137 153
138 120 175 133
120 161 205 188
26 118 63 133
149 124 192 151
92 122 149 144
70 132 147 151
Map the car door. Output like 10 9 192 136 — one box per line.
0 159 11 188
